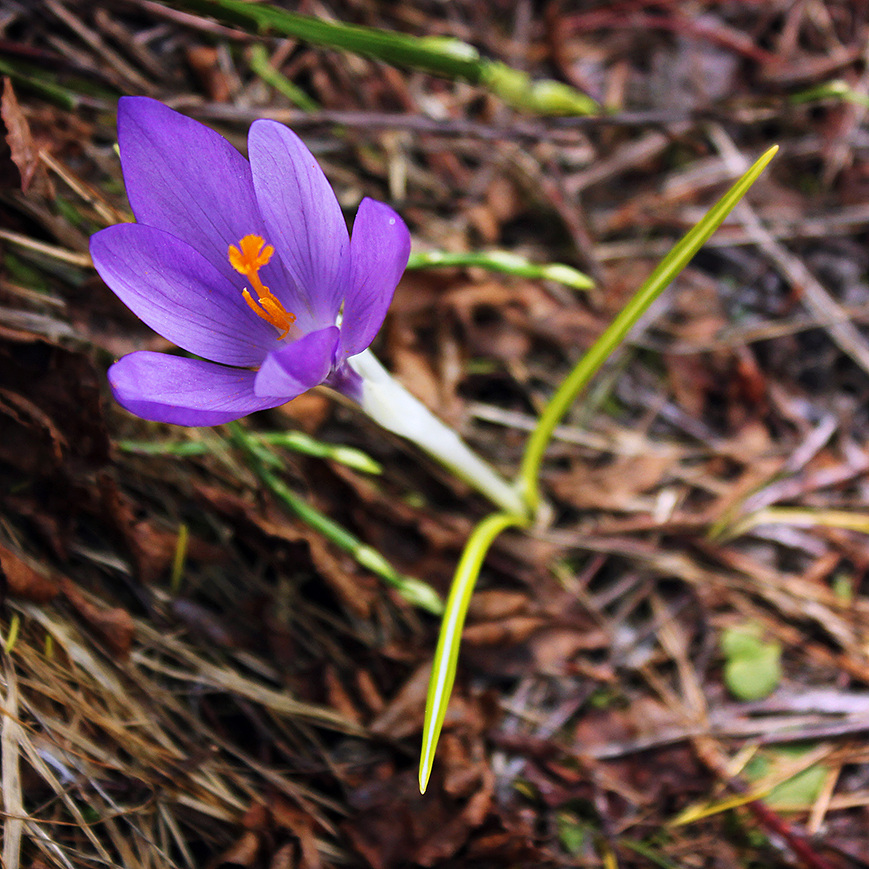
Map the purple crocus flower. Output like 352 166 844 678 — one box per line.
91 97 410 426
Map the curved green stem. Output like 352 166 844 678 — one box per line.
518 145 779 515
418 511 528 793
417 145 779 794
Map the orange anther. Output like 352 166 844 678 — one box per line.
231 235 295 339
229 234 274 297
229 234 273 275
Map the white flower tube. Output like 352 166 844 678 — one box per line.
349 350 526 517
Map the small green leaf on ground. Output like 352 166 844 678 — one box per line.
745 747 829 810
721 621 782 700
556 813 589 855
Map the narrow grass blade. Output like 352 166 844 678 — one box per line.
169 524 189 595
118 430 382 474
518 145 779 515
419 511 527 793
248 44 319 111
408 249 593 291
257 431 382 474
789 79 869 109
717 506 869 541
0 58 86 110
174 0 598 115
228 423 442 614
418 144 778 792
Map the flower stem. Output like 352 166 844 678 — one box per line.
349 349 527 517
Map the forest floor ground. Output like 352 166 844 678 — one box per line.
3 2 869 867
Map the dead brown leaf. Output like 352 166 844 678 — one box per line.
60 576 134 658
462 614 547 645
270 796 322 869
368 662 431 739
665 352 717 418
549 451 676 511
390 342 442 409
97 475 177 586
343 760 493 869
445 280 533 361
194 481 377 619
467 588 529 620
275 390 332 433
324 664 364 725
268 843 296 869
186 46 232 102
1 77 53 197
0 339 110 479
0 543 59 603
206 829 260 869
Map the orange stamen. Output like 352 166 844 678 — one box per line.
229 234 295 339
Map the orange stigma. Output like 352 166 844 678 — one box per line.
229 234 295 339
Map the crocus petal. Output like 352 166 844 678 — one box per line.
341 198 411 357
248 120 350 324
117 97 275 288
109 352 284 426
91 224 279 366
323 360 363 404
254 326 340 398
